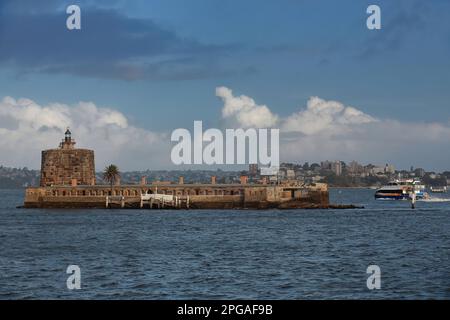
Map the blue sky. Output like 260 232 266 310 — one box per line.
0 0 450 170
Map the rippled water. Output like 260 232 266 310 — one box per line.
0 188 449 299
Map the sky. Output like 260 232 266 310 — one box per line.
0 0 449 171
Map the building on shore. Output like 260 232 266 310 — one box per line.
330 161 342 176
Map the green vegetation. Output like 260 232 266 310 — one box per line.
319 172 389 188
103 164 120 193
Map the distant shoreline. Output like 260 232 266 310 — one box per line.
1 186 376 190
329 186 376 189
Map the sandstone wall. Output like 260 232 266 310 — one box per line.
40 149 95 186
24 184 330 209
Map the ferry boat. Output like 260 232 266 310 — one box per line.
374 180 428 200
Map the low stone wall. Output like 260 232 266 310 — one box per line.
188 195 244 209
23 184 330 209
25 196 105 208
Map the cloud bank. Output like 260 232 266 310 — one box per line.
215 86 377 133
216 87 450 170
0 97 170 170
1 88 450 171
0 1 235 81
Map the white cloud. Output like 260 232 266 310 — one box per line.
1 89 450 171
0 96 170 170
215 86 279 128
215 87 376 134
215 87 450 170
282 96 377 135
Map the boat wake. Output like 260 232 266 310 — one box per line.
418 197 450 202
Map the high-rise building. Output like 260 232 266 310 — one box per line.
348 161 363 175
321 161 332 170
331 161 342 176
414 168 426 178
384 164 395 174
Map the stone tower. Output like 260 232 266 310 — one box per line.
40 128 96 187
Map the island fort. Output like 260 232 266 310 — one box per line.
24 130 331 209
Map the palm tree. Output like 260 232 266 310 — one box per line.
103 164 120 195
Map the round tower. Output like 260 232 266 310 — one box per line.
40 129 96 187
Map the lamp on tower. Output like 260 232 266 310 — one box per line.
60 127 75 149
65 127 71 142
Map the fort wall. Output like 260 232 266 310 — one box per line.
24 183 329 209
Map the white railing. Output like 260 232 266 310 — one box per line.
140 193 189 209
141 193 174 202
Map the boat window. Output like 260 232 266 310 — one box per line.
377 189 402 194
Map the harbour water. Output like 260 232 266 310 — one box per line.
0 188 449 299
